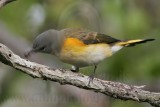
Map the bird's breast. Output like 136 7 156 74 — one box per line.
59 38 113 67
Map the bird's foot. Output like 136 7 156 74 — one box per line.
71 69 78 72
88 74 94 86
71 66 79 72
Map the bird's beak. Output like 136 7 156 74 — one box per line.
24 49 34 59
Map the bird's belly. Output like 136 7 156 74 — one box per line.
59 44 112 67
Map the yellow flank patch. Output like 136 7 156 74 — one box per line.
63 38 86 47
61 37 86 54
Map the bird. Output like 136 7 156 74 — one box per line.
24 28 155 85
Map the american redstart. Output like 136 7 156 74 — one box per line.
25 28 155 84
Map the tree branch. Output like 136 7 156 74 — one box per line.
0 43 160 107
0 0 16 8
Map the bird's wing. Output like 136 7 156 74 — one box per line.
61 28 121 45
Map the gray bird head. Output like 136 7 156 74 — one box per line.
24 29 65 58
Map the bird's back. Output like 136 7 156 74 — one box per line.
60 28 121 45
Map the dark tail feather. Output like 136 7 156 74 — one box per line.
116 39 155 47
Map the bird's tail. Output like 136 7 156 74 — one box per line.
116 39 155 47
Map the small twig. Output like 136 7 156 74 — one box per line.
0 0 16 8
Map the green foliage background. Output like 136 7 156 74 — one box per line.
0 0 160 107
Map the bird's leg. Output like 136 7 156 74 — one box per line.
88 65 97 85
71 66 79 72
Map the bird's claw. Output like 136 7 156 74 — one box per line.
87 75 94 86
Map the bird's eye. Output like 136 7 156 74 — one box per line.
40 46 45 51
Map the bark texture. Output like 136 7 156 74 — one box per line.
0 43 160 107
